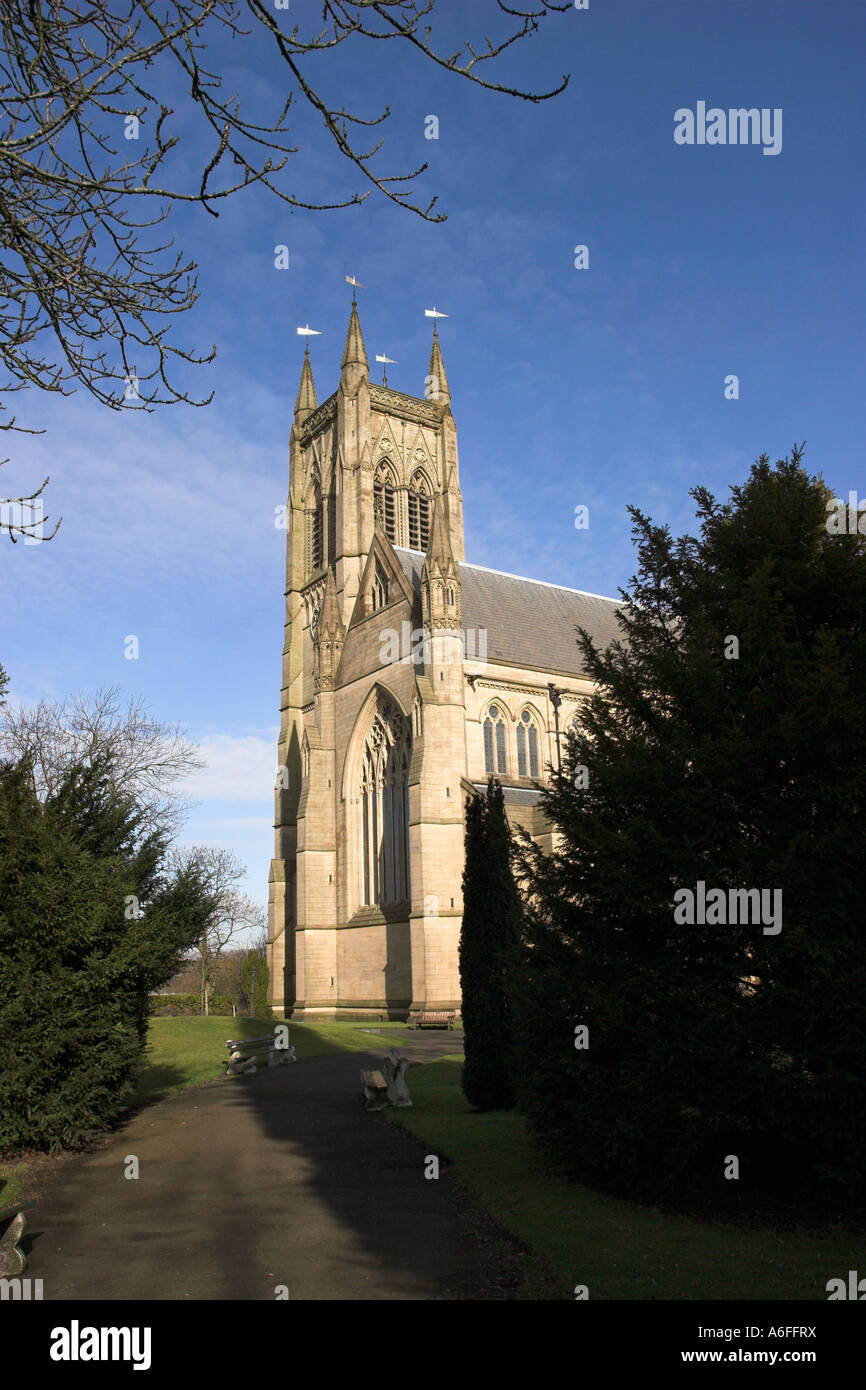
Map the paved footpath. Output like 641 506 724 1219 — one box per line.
25 1035 513 1301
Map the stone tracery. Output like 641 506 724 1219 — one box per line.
359 700 411 909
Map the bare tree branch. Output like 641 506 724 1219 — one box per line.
0 458 61 541
0 0 570 536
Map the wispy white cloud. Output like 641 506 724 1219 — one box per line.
182 731 277 802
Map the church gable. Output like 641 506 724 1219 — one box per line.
348 531 416 630
337 532 418 691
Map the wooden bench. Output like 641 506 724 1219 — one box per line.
360 1050 413 1110
359 1068 389 1110
411 1010 457 1030
224 1034 296 1075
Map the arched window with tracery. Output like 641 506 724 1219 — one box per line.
517 708 540 779
408 470 430 551
483 703 508 776
359 702 411 908
306 479 323 572
373 464 397 542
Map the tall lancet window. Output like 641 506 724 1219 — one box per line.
359 702 411 909
517 709 540 779
307 480 323 572
408 471 430 551
483 704 508 776
373 464 397 542
371 560 389 612
327 491 336 566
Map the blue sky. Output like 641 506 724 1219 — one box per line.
3 0 864 914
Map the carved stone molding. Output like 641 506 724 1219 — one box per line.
300 393 337 442
466 678 562 698
370 384 439 426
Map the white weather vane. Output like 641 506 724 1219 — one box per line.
375 352 396 385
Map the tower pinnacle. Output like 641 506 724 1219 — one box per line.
426 323 450 407
294 344 317 424
424 489 454 571
340 301 369 394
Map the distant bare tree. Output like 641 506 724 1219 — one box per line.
0 686 203 836
169 845 264 1014
210 947 245 1002
251 925 269 958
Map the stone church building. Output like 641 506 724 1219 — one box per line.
267 302 621 1020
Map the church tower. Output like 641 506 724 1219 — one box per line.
268 299 466 1017
267 296 630 1022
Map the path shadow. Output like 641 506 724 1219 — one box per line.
25 1026 534 1302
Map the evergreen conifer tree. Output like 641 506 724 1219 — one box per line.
0 757 216 1148
516 450 866 1206
459 778 522 1110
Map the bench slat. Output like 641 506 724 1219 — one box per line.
360 1069 387 1089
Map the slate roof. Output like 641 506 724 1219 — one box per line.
394 548 624 677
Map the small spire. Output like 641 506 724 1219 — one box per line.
341 301 369 373
427 324 450 406
317 566 343 637
424 490 454 570
294 344 317 422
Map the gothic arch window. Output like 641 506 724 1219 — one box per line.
517 708 540 779
408 470 431 551
483 703 508 776
359 702 411 908
371 560 389 612
306 479 323 573
373 464 397 543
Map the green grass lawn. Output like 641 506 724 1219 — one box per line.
388 1056 865 1301
130 1014 392 1106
